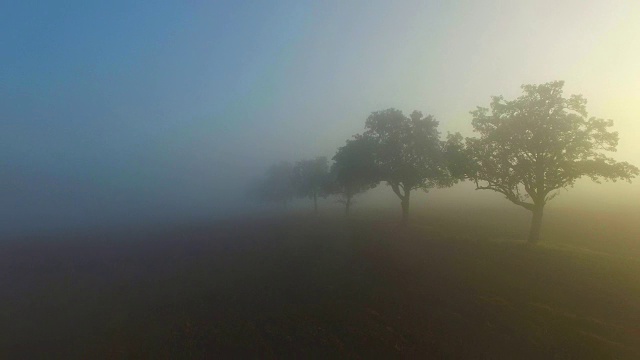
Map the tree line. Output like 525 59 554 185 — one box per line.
251 81 639 243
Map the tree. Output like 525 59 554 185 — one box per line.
329 136 380 216
292 157 330 215
250 161 295 208
362 108 457 222
466 81 638 243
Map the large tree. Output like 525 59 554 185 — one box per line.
292 157 330 215
329 136 380 216
363 108 456 222
466 81 638 243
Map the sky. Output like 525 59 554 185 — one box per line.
2 0 639 236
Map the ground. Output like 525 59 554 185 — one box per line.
1 207 639 358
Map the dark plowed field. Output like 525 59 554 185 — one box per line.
2 212 640 358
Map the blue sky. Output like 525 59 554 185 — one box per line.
2 1 313 233
2 1 639 235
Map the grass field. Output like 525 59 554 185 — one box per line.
1 206 639 358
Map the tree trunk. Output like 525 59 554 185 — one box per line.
313 192 318 215
401 191 410 224
528 205 544 243
345 196 351 217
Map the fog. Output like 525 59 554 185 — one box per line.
2 0 639 238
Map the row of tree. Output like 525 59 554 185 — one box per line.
251 81 639 243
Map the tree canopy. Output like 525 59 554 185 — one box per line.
362 108 457 222
292 156 330 215
247 81 637 233
329 136 380 215
465 80 639 242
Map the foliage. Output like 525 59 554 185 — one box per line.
465 80 638 241
292 157 330 199
328 136 380 214
362 108 457 220
292 157 330 213
443 132 472 181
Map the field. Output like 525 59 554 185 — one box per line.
2 206 640 358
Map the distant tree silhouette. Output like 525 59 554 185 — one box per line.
329 137 380 216
292 157 330 215
362 109 457 223
251 161 295 208
464 81 639 243
443 132 473 181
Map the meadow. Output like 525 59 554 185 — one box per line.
2 205 639 358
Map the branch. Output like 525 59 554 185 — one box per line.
389 182 404 199
474 180 534 211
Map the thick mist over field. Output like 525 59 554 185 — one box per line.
2 0 639 238
5 2 640 357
